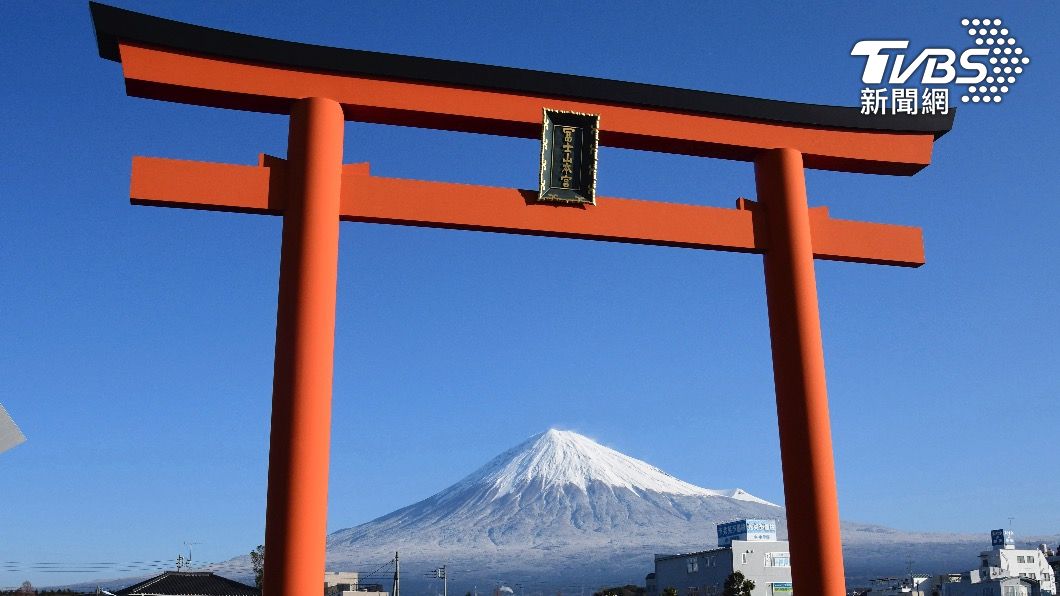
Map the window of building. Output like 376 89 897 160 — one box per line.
770 582 794 595
687 557 698 573
764 553 790 567
1026 556 1034 563
1017 556 1025 563
687 586 699 596
741 553 749 565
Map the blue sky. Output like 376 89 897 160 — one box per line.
1 0 1057 588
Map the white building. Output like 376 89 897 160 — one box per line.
325 571 389 596
1044 544 1059 586
939 529 1055 596
976 530 1055 593
648 519 792 596
325 571 360 591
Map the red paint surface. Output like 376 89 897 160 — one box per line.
130 156 925 267
117 43 936 175
262 98 344 596
757 148 846 596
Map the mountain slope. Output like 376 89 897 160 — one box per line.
325 430 789 590
328 430 782 553
322 430 1054 592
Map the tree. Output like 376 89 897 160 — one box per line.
249 544 265 589
722 572 754 596
594 585 644 596
661 588 678 596
17 581 33 596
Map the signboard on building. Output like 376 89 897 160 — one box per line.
770 582 793 595
991 529 1015 549
717 519 778 546
538 109 599 205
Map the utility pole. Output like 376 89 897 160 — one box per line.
393 552 400 596
427 565 447 596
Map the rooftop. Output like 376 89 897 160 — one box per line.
116 572 259 596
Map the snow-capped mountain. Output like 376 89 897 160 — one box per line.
448 429 776 504
326 429 786 588
62 429 1056 593
322 429 1049 592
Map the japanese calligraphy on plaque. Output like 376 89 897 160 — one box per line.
538 109 600 205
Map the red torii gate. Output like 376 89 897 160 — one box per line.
90 4 953 596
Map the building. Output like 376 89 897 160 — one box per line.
325 571 360 592
974 530 1055 594
324 571 388 596
115 571 259 596
940 575 1041 596
1045 545 1059 584
649 519 791 596
935 530 1055 596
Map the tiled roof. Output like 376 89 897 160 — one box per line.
116 572 259 596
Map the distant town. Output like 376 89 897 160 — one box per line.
644 521 1058 596
4 521 1057 596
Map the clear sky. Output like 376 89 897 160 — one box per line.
1 0 1057 589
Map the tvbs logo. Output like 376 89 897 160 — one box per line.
853 41 990 85
852 18 1030 108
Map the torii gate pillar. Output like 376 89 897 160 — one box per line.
262 97 344 596
758 148 845 595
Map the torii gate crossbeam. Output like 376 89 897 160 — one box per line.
89 4 954 596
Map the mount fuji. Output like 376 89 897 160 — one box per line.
322 430 1052 592
326 429 786 589
59 430 1057 593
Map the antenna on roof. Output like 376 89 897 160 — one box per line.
184 541 203 568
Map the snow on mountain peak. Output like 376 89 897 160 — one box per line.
458 428 776 505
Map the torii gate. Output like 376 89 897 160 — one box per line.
90 4 953 596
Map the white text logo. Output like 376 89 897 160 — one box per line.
851 18 1030 111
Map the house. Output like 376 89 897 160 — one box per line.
115 571 259 596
